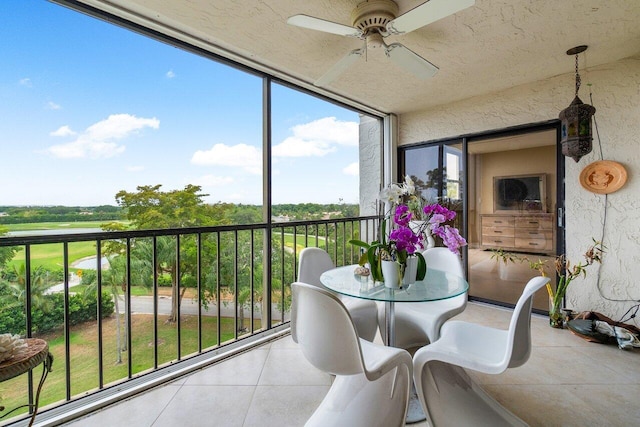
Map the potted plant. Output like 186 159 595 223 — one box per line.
491 239 605 327
350 178 467 287
350 204 426 288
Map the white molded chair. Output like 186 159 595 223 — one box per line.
298 247 378 341
412 276 550 427
291 282 412 427
378 247 468 348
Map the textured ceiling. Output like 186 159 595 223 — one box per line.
80 0 640 115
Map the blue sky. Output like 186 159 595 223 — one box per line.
0 1 364 206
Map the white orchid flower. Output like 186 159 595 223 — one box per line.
403 175 415 195
379 184 403 204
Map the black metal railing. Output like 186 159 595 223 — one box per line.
0 216 379 424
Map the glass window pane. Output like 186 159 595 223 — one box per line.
403 145 440 203
1 1 263 216
271 83 371 217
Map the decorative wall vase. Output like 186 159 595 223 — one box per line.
381 260 401 289
402 256 419 286
549 297 563 328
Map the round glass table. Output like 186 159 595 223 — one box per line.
320 264 469 424
320 264 469 347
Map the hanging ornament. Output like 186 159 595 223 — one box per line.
559 45 596 162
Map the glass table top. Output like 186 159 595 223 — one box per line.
320 264 468 303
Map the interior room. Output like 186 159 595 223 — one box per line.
467 129 558 311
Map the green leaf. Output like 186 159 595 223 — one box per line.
348 239 370 249
416 253 427 280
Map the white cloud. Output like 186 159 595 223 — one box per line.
48 140 126 159
195 174 234 186
46 114 160 159
272 116 357 158
166 70 176 78
343 162 359 176
191 143 261 174
50 125 76 137
47 101 61 110
19 78 32 87
127 165 145 172
84 114 159 141
272 136 335 157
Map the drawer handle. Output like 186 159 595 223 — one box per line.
529 242 539 246
495 240 502 243
528 221 538 225
529 232 537 235
495 230 502 233
494 221 503 223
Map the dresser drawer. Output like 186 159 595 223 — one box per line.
515 217 553 230
482 216 515 227
515 229 552 240
482 226 515 238
514 237 553 252
482 236 515 248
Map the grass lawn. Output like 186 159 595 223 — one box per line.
0 313 251 420
282 233 326 252
3 221 127 232
5 221 128 273
8 241 97 272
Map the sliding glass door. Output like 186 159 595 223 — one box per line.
400 123 563 311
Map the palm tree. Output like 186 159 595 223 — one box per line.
82 255 148 364
0 264 53 314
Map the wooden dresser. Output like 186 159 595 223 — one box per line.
481 213 554 255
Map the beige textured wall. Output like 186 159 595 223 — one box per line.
398 56 640 325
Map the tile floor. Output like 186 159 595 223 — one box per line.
63 302 640 427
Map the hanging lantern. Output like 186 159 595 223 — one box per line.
559 45 596 162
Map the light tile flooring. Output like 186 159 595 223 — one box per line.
64 302 640 427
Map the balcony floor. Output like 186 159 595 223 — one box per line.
62 302 640 427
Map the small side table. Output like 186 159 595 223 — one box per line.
0 338 54 427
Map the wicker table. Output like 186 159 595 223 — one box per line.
0 338 54 427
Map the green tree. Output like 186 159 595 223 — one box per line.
82 255 148 364
113 185 233 323
0 264 53 314
0 226 19 269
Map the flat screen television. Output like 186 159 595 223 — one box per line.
493 174 547 213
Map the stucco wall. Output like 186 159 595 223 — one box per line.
359 114 382 216
399 56 640 326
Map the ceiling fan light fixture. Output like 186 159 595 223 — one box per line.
288 0 475 85
366 32 386 49
351 0 398 33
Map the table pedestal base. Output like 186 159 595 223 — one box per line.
406 382 426 423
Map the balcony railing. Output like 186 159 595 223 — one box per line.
0 216 379 425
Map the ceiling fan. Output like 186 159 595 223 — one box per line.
287 0 475 86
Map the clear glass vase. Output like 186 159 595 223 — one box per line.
549 296 563 328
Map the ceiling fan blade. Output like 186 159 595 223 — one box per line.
385 43 438 79
315 49 364 87
287 15 363 38
386 0 475 35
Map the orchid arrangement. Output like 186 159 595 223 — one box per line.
350 176 468 282
349 204 426 283
378 175 467 254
